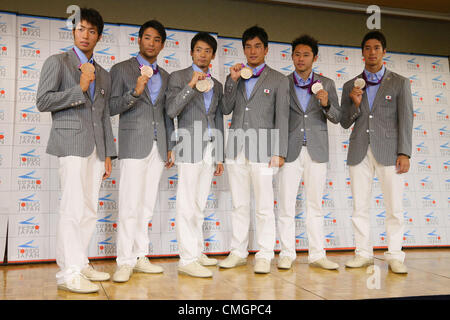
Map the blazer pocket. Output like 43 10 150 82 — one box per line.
119 120 138 130
53 120 81 130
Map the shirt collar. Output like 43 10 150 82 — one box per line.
246 63 266 76
364 65 385 82
192 63 210 75
137 53 157 69
294 71 313 86
73 45 94 64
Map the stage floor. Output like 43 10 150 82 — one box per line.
1 248 449 300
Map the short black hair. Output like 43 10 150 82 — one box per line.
139 20 167 43
291 34 319 56
242 25 268 48
361 30 386 50
73 8 104 35
191 32 217 54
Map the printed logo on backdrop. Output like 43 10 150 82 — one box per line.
295 232 308 247
430 59 444 72
323 212 337 227
18 127 41 145
18 170 42 191
169 237 178 254
96 214 117 234
406 57 422 71
0 16 8 34
17 240 39 259
20 20 41 38
97 236 116 256
413 107 426 121
127 31 139 46
378 231 387 245
18 193 40 212
439 142 450 157
295 211 306 228
148 219 153 232
18 216 40 235
433 93 448 106
418 176 434 191
18 83 37 103
442 160 450 173
205 193 218 209
100 176 118 190
58 44 74 53
20 41 42 59
403 211 414 226
374 194 384 208
19 105 40 123
221 42 238 57
412 91 425 105
436 109 449 121
0 36 9 56
0 63 6 78
444 178 450 191
99 28 116 44
168 217 176 231
203 234 220 252
416 159 433 173
94 47 116 68
408 75 423 88
0 131 5 144
312 66 324 76
280 48 291 61
415 141 431 155
19 62 41 80
223 61 236 76
98 193 117 211
421 194 437 208
162 52 181 69
281 64 294 74
334 50 350 64
18 149 40 167
413 124 428 138
346 195 353 207
295 193 305 209
341 139 349 152
425 230 442 245
57 25 73 41
165 33 181 49
424 212 439 225
203 212 221 232
382 55 396 69
431 75 447 90
403 230 416 245
375 210 386 226
168 173 178 189
321 193 335 208
325 231 340 247
168 194 176 210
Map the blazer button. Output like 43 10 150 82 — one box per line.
304 115 308 118
369 115 373 118
301 129 304 132
366 129 369 133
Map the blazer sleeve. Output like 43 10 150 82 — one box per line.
322 79 342 124
340 81 361 129
397 77 414 158
274 75 290 158
214 84 225 163
109 63 141 116
222 74 239 115
36 55 87 113
164 97 176 152
166 72 197 119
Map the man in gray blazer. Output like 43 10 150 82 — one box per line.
166 32 224 278
340 31 413 274
219 26 289 274
36 8 116 294
109 20 174 283
277 35 341 271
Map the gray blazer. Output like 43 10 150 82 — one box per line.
109 57 173 160
222 65 289 163
340 69 413 166
36 49 116 161
286 72 341 163
166 66 224 164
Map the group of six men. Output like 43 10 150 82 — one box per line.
36 8 413 294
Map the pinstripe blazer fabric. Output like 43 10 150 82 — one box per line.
340 69 414 166
166 66 225 164
109 57 173 160
222 65 290 163
36 49 116 161
286 72 341 163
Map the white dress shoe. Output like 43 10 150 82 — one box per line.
254 259 271 274
218 253 247 269
345 255 374 268
81 265 110 281
134 257 164 274
388 259 408 274
178 261 213 278
309 257 339 270
57 274 99 294
277 256 293 270
113 265 134 283
198 254 218 266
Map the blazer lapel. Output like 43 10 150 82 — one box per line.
289 73 303 113
92 61 103 103
248 66 269 101
370 69 392 113
131 57 152 104
154 68 168 105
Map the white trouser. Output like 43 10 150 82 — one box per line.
56 147 105 284
176 143 215 266
226 151 276 261
349 147 405 262
278 147 327 263
116 142 165 267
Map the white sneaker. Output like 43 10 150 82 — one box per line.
388 259 408 274
277 256 293 270
198 254 218 266
345 255 374 268
57 274 99 294
134 257 164 274
309 257 339 270
254 259 271 274
218 253 247 269
178 261 213 278
81 265 110 281
113 265 134 283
